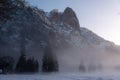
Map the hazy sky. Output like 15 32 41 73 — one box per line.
27 0 120 45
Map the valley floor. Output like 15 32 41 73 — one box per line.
1 72 120 80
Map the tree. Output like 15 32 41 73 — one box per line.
0 56 14 74
25 57 39 72
79 61 86 72
15 53 26 73
34 60 39 72
15 16 26 73
15 53 39 73
42 46 58 72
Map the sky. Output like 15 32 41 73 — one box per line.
27 0 120 45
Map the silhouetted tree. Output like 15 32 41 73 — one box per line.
79 61 86 72
15 53 39 73
42 46 58 72
35 60 39 72
15 16 26 73
15 53 26 73
25 57 39 72
0 56 14 74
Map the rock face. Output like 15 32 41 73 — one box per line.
48 7 80 32
62 7 80 31
0 1 120 72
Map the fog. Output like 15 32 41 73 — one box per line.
1 43 120 73
53 46 120 73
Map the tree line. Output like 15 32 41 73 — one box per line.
0 54 39 74
0 46 59 74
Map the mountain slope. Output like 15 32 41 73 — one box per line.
0 1 120 72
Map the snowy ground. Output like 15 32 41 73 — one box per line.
1 72 120 80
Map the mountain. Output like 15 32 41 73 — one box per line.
0 0 120 72
81 27 120 53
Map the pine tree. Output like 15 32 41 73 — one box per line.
35 60 39 72
79 61 86 72
25 57 39 72
42 46 58 72
0 56 14 73
15 54 39 73
15 53 26 73
15 20 26 73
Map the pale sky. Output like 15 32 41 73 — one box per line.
27 0 120 45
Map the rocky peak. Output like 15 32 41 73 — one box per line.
63 7 76 16
48 9 62 24
47 7 81 32
62 7 80 31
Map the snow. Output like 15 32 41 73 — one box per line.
80 27 105 45
80 27 117 50
1 73 120 80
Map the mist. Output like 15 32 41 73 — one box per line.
53 46 120 73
